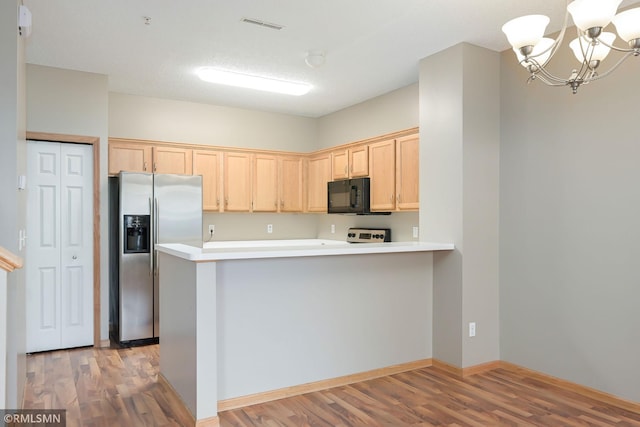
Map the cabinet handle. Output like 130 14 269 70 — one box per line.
153 163 157 172
225 197 228 206
216 198 220 207
143 162 148 171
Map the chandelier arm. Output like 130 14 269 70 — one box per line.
575 36 595 79
531 73 570 87
595 36 640 53
526 0 571 67
531 58 574 85
582 50 636 82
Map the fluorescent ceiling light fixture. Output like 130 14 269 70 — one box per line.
196 67 311 96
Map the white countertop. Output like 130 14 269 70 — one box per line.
156 239 454 262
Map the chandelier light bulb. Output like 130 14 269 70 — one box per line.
502 15 550 50
612 7 640 43
567 0 622 32
569 32 616 64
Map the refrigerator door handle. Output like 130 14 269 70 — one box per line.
154 197 159 276
149 197 153 276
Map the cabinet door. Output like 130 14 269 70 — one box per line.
369 139 396 211
396 134 419 210
331 149 348 180
307 154 332 212
224 152 252 212
153 146 193 174
193 150 221 212
349 145 369 177
279 156 304 212
253 154 278 212
108 143 152 174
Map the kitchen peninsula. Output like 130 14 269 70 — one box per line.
156 239 453 425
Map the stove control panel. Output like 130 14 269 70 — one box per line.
346 228 391 243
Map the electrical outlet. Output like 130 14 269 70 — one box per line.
267 224 273 234
412 226 419 238
331 224 335 234
469 322 476 337
208 225 215 235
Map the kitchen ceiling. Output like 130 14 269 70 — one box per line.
23 0 640 118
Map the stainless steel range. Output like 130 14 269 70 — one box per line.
346 227 391 243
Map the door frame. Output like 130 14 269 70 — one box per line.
26 131 102 347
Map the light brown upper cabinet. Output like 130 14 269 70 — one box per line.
153 146 193 175
253 155 304 213
395 133 419 210
193 149 222 212
368 139 396 211
368 133 419 212
109 142 152 174
306 153 332 213
331 144 368 180
253 154 279 212
279 156 304 212
108 140 192 175
224 151 252 212
109 127 418 214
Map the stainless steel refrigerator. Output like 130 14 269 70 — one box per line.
109 172 202 345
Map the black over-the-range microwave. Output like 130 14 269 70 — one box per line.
327 177 390 215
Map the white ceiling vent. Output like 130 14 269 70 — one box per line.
241 17 284 30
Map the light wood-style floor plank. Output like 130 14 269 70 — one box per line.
23 344 640 426
23 345 193 427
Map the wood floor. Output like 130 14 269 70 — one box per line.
23 344 640 427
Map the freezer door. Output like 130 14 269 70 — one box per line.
120 172 153 215
153 174 203 336
118 172 154 342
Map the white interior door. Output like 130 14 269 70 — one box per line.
26 141 93 352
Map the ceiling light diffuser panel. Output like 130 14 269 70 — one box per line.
196 67 311 96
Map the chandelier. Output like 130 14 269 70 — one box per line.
502 0 640 94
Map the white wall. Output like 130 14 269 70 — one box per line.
499 41 640 401
420 43 500 368
202 213 318 242
109 93 317 152
216 253 433 399
316 83 418 149
26 64 110 341
0 0 27 409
